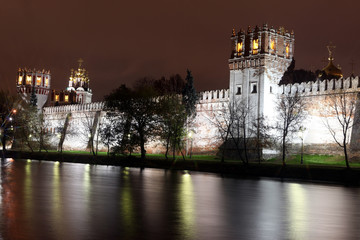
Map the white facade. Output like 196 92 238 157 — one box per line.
31 25 360 156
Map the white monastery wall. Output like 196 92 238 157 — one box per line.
42 77 360 156
43 102 107 151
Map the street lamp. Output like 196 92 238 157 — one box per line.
298 127 304 164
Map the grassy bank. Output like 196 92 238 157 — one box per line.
2 150 360 186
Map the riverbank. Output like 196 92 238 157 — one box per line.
2 150 360 186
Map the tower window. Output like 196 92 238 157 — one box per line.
270 86 273 93
36 76 41 86
286 43 290 58
270 39 275 50
55 94 59 102
45 77 49 87
252 39 259 54
64 95 69 102
251 83 257 93
236 86 242 95
18 76 23 85
26 75 32 85
237 42 243 54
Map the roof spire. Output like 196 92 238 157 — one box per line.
78 58 84 68
326 42 336 61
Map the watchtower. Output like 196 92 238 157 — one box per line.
229 24 295 121
16 68 51 110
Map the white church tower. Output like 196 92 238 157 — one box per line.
67 59 92 104
228 24 295 122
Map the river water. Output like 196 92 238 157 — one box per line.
0 158 359 239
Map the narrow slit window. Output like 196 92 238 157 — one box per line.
251 83 257 93
236 86 242 95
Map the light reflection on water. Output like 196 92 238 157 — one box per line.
0 158 359 239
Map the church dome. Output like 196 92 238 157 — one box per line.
76 87 85 91
322 59 343 78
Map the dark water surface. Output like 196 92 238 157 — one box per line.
0 159 359 239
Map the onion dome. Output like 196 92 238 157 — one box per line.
322 59 343 78
319 43 343 79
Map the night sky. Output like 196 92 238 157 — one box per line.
0 0 358 101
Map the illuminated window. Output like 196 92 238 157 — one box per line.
18 76 23 85
270 39 275 50
36 76 41 86
55 95 59 102
252 39 259 54
45 77 49 86
64 95 69 102
26 75 32 85
286 43 290 57
236 42 243 53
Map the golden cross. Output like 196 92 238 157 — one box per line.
326 42 336 60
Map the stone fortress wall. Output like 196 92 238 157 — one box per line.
42 89 230 153
33 24 360 156
42 77 360 155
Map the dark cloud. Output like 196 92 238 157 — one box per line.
0 0 359 101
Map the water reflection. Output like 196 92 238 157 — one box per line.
287 183 307 239
120 167 135 238
0 159 358 239
178 172 195 239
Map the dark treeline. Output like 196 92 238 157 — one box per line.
102 70 198 160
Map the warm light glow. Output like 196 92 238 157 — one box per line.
55 95 59 102
253 39 259 54
286 43 290 56
26 75 32 84
270 39 275 50
45 77 49 86
18 76 23 85
12 109 17 114
236 42 243 53
64 95 69 102
36 76 41 86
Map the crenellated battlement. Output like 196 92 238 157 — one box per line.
43 101 105 114
198 89 229 103
196 89 229 112
281 77 360 96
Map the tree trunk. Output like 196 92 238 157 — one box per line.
282 134 286 166
344 138 350 169
165 132 170 160
139 131 146 160
243 125 248 164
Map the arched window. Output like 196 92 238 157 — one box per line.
252 39 259 54
251 83 257 93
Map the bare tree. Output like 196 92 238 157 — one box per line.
252 115 272 163
80 112 101 156
321 91 359 168
207 99 253 164
275 92 307 166
99 112 118 156
57 113 72 153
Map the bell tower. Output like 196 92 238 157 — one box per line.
229 24 295 121
67 59 92 104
